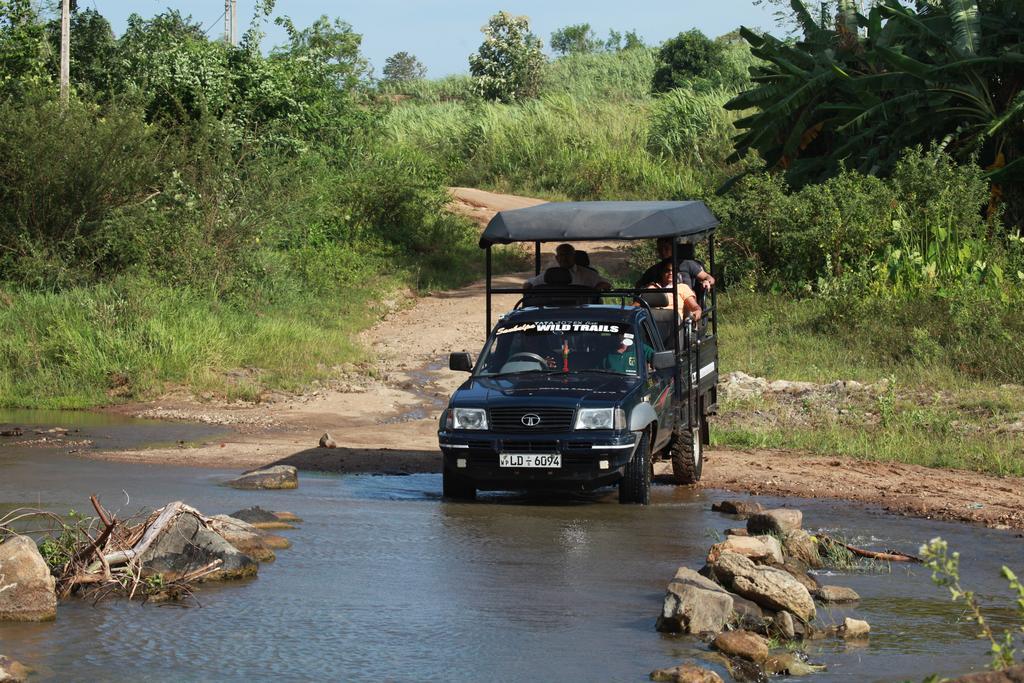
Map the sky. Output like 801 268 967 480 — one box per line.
83 0 781 77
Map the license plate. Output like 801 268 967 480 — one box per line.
499 453 561 468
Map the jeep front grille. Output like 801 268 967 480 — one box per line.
488 407 575 432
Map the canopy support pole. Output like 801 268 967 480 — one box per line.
485 246 493 336
534 241 541 275
671 240 681 404
709 234 718 337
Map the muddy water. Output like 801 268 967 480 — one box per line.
1 415 1022 682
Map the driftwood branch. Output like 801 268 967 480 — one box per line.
818 534 921 563
102 501 185 567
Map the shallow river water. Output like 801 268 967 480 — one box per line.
1 413 1022 682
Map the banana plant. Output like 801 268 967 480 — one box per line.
724 0 1024 225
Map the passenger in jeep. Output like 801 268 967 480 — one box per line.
601 334 655 374
635 237 715 292
647 264 701 321
524 243 610 290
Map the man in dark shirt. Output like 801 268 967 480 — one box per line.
635 238 715 291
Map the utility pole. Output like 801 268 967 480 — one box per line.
59 0 70 106
224 0 237 45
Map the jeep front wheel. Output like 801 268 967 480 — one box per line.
619 430 652 505
670 424 703 485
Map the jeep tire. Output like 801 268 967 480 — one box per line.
619 430 652 505
443 468 476 500
670 422 703 485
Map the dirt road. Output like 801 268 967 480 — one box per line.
87 188 1024 530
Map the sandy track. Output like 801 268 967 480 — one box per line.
84 189 1024 530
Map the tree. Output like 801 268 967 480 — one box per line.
0 0 49 100
623 30 645 50
725 0 1024 225
550 23 602 55
469 11 545 102
382 51 425 82
651 29 727 93
45 8 116 96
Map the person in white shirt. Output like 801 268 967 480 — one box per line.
524 243 610 290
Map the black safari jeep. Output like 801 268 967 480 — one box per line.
438 201 720 504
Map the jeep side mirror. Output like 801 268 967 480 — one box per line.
449 352 474 372
652 350 675 370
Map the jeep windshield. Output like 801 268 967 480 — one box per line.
475 321 650 377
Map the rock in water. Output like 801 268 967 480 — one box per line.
783 529 823 569
709 552 816 622
814 585 860 603
139 512 257 581
208 515 276 563
0 536 57 622
229 506 296 530
650 663 724 683
707 536 783 566
657 567 735 634
711 629 770 663
318 432 337 449
711 500 764 517
227 465 298 490
0 655 30 682
746 509 803 535
838 617 870 639
273 511 303 523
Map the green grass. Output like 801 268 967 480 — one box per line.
711 291 1024 477
0 236 527 409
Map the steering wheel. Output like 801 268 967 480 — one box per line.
507 352 549 367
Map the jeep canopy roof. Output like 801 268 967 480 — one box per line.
479 200 719 248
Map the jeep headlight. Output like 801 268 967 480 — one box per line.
574 408 625 430
452 407 488 430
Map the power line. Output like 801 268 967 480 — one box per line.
202 10 226 36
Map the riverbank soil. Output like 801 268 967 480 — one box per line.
42 188 1024 530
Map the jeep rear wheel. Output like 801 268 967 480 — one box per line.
670 424 703 485
619 430 652 505
443 468 476 500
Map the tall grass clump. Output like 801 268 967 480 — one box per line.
647 86 740 166
539 48 656 100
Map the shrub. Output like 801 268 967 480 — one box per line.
468 12 545 103
651 30 729 93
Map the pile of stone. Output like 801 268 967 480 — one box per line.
652 502 871 681
0 501 300 614
719 371 891 401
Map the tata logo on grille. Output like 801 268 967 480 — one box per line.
521 413 542 427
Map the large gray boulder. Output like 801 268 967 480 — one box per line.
657 567 735 634
227 465 298 490
709 552 816 622
0 655 29 682
208 515 276 562
747 509 803 535
138 513 257 582
0 536 57 622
